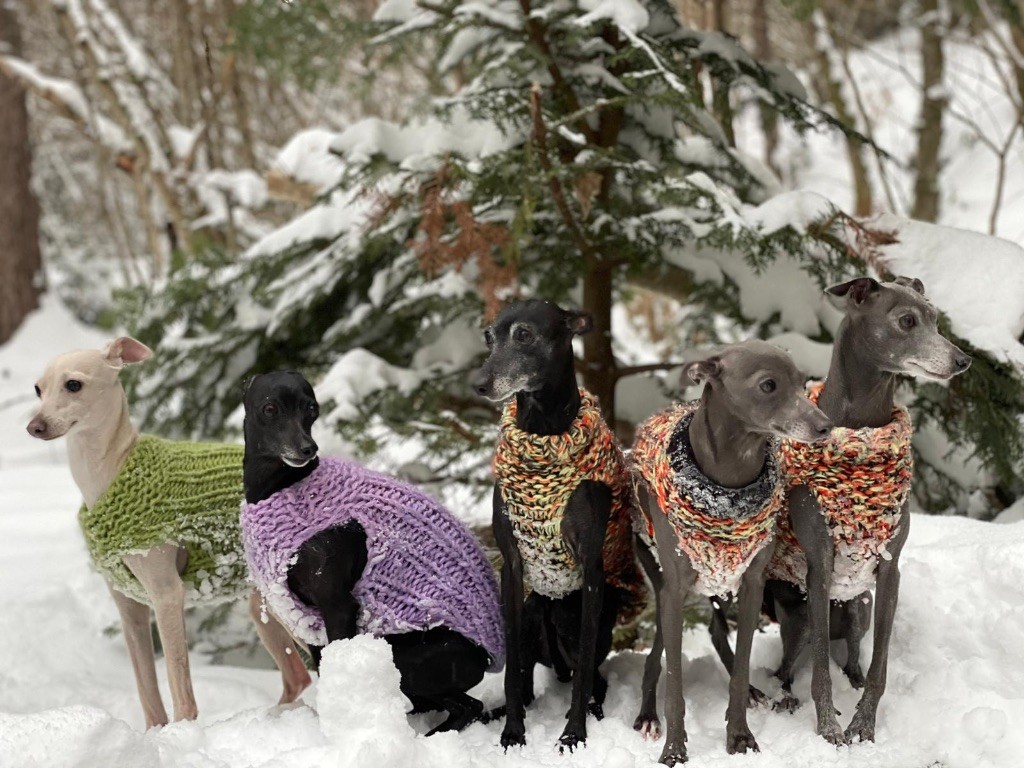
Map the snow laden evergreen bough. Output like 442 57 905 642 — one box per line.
121 0 1023 517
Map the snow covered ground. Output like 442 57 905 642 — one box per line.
2 301 1024 768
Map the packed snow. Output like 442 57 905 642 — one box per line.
3 298 1023 768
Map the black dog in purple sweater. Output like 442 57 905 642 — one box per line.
242 371 503 735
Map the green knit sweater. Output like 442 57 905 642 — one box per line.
78 435 248 606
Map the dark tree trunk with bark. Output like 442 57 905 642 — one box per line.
0 2 43 343
912 0 945 222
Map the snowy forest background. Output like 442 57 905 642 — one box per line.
2 0 1024 526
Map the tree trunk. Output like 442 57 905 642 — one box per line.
0 2 43 343
580 264 616 422
752 0 778 174
807 18 873 216
710 0 735 146
912 0 945 222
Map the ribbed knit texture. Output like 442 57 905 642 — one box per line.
492 389 646 625
240 457 505 671
631 402 784 597
767 382 913 600
78 435 248 606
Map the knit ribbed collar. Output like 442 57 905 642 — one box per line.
668 404 780 521
805 381 911 463
498 388 605 470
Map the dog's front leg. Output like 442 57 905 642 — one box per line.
724 542 772 754
248 589 312 704
845 506 910 742
108 584 168 728
494 484 528 750
788 488 846 745
559 480 611 752
125 544 197 722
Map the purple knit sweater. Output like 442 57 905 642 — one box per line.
240 457 505 671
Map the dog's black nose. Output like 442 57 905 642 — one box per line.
954 353 972 371
298 442 317 459
471 370 492 397
815 422 833 438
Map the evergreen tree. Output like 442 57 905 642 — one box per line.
123 0 1023 512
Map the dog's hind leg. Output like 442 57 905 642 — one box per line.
773 595 807 713
388 627 489 736
633 530 664 739
841 592 871 689
845 508 910 743
125 543 197 722
247 589 311 704
108 584 168 728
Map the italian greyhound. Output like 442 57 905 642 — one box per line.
26 339 310 728
472 299 628 752
786 276 970 745
242 371 492 735
632 340 832 765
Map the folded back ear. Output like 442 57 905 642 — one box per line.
683 357 722 386
893 275 925 295
564 309 594 336
826 276 881 307
104 337 153 368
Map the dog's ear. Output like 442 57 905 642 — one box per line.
683 357 722 386
826 277 880 307
893 275 925 295
241 375 257 397
104 337 153 369
564 309 593 336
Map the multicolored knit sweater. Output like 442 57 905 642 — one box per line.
631 402 785 598
492 389 646 625
240 457 505 671
767 382 913 600
78 435 248 606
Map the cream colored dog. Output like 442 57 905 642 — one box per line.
26 337 310 727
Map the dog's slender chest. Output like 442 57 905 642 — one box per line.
768 383 913 599
632 403 784 598
492 389 644 620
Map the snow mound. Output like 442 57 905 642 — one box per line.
273 128 347 194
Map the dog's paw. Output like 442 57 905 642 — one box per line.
817 716 851 746
658 741 687 765
844 710 876 743
748 685 770 708
773 692 800 714
500 725 526 751
844 665 866 690
726 727 760 755
557 728 586 753
633 714 661 740
588 701 604 721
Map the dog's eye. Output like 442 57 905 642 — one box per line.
33 385 41 398
65 380 82 393
759 379 776 394
899 314 917 330
483 328 494 348
513 327 533 344
307 403 318 416
262 403 277 417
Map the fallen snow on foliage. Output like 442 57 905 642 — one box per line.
576 0 650 32
272 128 348 194
331 110 519 170
872 214 1024 372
